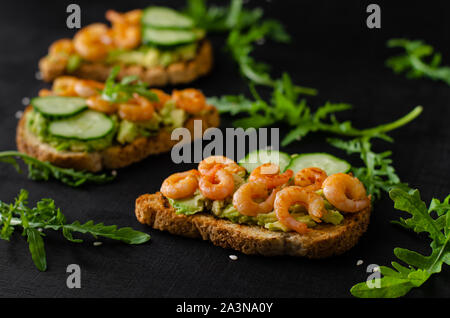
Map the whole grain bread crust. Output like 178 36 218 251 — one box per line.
135 192 371 258
16 106 220 172
39 40 213 85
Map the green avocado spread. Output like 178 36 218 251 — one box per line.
26 98 187 153
106 43 198 68
167 175 345 233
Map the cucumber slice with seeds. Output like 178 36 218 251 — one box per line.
48 110 114 140
31 96 87 117
286 153 351 175
142 27 204 47
239 150 291 173
142 7 194 29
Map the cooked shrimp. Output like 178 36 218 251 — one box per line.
198 156 245 178
118 93 155 121
53 76 104 97
233 182 279 216
322 173 370 213
274 186 327 234
172 89 207 114
38 89 53 97
73 23 112 62
199 168 235 200
249 163 293 189
295 167 327 192
160 169 199 200
150 89 171 110
86 95 118 114
106 10 142 49
49 38 74 56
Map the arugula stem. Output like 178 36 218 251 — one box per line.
356 106 423 136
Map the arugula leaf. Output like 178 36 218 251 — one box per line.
210 73 422 148
185 0 263 32
386 38 450 85
0 151 115 187
101 66 158 103
351 188 450 298
327 136 409 201
0 189 150 271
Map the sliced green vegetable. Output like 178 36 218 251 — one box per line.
142 6 195 29
286 153 351 175
238 150 291 173
31 96 87 118
48 110 114 141
142 27 203 47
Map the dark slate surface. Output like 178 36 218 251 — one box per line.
0 0 448 297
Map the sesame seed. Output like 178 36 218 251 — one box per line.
93 242 103 246
21 97 30 105
111 170 117 176
15 111 24 119
35 71 43 80
356 260 363 266
229 255 238 261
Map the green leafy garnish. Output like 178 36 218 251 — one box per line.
386 38 450 85
350 188 450 298
0 189 150 271
185 0 263 32
0 151 115 187
101 66 159 103
327 106 422 200
186 0 315 92
209 73 422 148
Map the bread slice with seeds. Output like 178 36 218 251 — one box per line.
135 192 371 258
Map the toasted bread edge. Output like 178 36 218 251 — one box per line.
16 107 220 172
135 192 371 258
39 40 213 84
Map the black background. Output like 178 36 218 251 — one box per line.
0 0 449 298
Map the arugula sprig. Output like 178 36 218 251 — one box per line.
186 0 316 92
0 189 150 271
351 188 450 298
101 66 158 103
0 151 115 187
210 73 422 147
386 38 450 86
185 0 262 32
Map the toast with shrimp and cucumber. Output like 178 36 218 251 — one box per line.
135 150 371 258
39 6 212 86
16 67 219 172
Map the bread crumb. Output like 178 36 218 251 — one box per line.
229 255 238 261
93 242 103 246
356 260 363 266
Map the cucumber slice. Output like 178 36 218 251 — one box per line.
142 7 194 29
142 27 202 47
285 153 351 175
48 110 114 140
238 150 292 173
31 96 87 117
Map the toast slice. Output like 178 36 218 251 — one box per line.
16 106 219 172
39 40 213 85
135 192 371 258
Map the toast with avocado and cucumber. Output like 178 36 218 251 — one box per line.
39 6 213 85
16 74 219 172
135 151 371 258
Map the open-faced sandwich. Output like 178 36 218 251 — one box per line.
135 151 371 258
17 68 219 172
39 6 212 85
